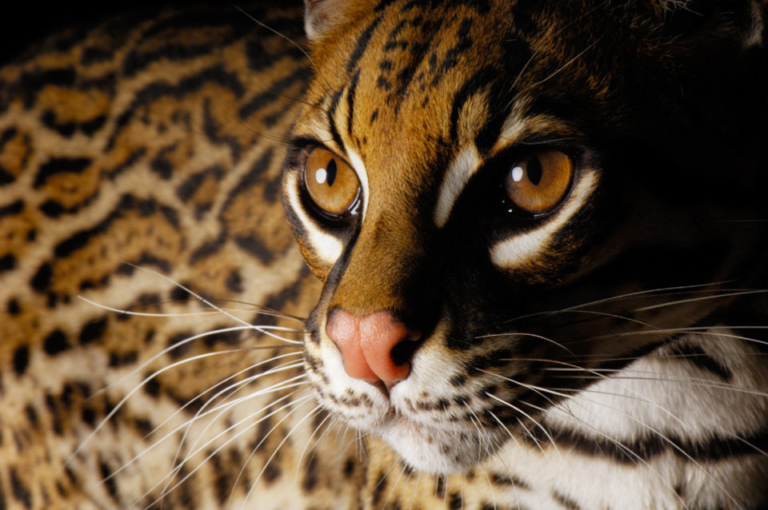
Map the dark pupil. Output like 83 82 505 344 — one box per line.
527 157 542 186
326 158 337 187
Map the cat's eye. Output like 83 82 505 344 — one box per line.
505 150 573 215
303 147 360 216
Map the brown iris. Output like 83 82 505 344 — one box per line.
505 150 573 214
303 147 360 216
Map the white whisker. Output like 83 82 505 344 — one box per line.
117 264 304 344
147 352 305 437
70 346 282 465
238 404 323 509
633 289 768 313
485 393 562 460
144 393 316 509
105 373 308 485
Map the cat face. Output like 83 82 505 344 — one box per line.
282 0 767 473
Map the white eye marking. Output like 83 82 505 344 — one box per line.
345 148 369 218
315 168 328 184
434 146 481 228
284 171 343 264
490 170 598 269
511 166 524 182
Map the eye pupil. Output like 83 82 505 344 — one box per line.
527 157 542 186
326 158 337 187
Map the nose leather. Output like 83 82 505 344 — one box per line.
326 309 420 387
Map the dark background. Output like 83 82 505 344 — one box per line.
0 1 206 65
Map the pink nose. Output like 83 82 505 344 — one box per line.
325 309 421 387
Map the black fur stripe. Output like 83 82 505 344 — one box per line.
532 425 768 464
34 158 91 188
346 70 361 137
669 343 732 381
106 65 245 151
238 67 312 120
327 90 345 151
121 10 257 77
54 194 153 258
0 199 23 219
191 148 276 264
346 16 383 73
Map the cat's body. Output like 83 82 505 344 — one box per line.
0 0 767 508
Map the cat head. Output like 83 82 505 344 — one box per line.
282 0 768 473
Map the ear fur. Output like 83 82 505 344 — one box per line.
653 0 764 46
304 0 360 42
743 0 766 47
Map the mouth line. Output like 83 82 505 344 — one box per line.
378 409 476 436
377 413 440 440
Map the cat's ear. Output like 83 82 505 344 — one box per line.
304 0 359 42
655 0 765 47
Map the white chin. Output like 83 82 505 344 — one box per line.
378 419 498 474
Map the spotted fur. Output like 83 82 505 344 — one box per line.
1 0 768 509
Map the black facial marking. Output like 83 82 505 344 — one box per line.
435 18 473 79
347 70 361 136
327 90 345 151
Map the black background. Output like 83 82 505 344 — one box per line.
0 1 211 65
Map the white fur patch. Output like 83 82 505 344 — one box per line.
284 171 344 263
496 110 529 149
346 148 370 219
434 146 481 228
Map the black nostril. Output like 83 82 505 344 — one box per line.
390 337 421 366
